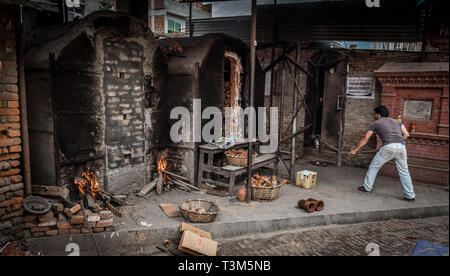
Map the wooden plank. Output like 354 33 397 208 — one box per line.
32 185 69 200
156 174 163 195
137 177 158 197
221 154 278 172
169 179 192 192
104 201 122 218
172 179 200 191
100 189 126 206
159 204 182 217
163 171 190 183
221 165 243 172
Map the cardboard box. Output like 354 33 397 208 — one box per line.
296 170 318 189
179 222 212 239
178 230 218 256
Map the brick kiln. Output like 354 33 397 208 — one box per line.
157 34 266 185
24 11 168 195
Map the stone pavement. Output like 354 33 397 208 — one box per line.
217 216 449 256
24 160 449 255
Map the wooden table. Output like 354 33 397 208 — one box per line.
197 140 278 195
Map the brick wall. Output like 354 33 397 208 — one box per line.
375 67 449 185
256 43 449 168
0 4 25 243
102 39 147 193
154 0 165 10
154 15 165 33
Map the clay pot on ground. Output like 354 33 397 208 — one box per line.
298 199 315 213
307 198 325 211
237 186 247 202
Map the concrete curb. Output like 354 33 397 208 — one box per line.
25 204 449 256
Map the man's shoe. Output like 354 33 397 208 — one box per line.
358 186 371 194
404 197 415 202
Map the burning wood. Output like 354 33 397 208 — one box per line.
75 170 104 202
155 155 198 194
157 156 175 193
74 169 122 217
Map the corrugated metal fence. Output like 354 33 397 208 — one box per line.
187 0 441 43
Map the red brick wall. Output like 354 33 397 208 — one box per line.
376 68 449 186
0 4 25 243
154 14 165 33
439 87 449 136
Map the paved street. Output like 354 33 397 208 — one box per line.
217 216 449 256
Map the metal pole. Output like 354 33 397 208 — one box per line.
246 0 257 203
189 1 193 37
269 0 277 108
289 46 299 182
15 6 32 196
421 0 431 61
278 57 285 148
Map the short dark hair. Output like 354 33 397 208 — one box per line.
374 106 389 117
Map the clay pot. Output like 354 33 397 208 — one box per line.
271 175 277 185
237 187 247 202
298 199 315 213
307 198 325 212
410 122 416 133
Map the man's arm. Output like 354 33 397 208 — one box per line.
350 131 374 155
401 124 410 140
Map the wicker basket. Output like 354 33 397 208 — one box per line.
179 199 219 223
225 152 257 166
251 183 282 201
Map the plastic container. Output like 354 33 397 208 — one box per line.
296 170 318 189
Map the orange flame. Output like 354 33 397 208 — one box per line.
157 156 167 175
157 156 171 182
74 170 103 202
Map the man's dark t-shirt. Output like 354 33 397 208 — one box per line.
369 117 405 146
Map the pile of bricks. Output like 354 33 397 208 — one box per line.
22 203 114 238
0 5 25 244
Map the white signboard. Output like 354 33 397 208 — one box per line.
346 77 375 99
65 0 81 8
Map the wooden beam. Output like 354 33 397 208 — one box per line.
163 171 190 183
100 189 126 205
32 185 69 200
137 177 158 197
104 201 122 218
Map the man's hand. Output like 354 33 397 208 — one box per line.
349 130 373 156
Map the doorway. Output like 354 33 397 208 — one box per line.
303 50 349 165
223 51 243 139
